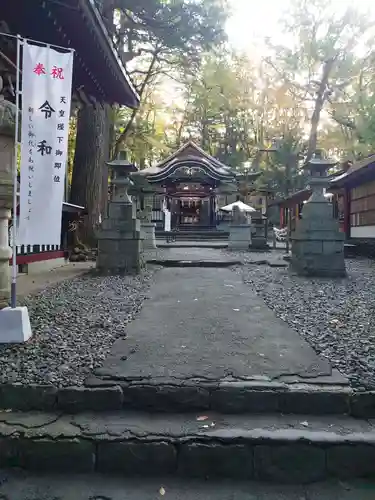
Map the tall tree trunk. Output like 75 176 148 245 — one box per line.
176 118 185 147
70 104 106 246
306 58 335 161
201 116 209 150
113 49 160 158
101 104 113 217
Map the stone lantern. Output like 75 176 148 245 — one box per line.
0 98 14 309
290 155 346 277
96 152 144 274
228 204 253 250
0 95 32 342
130 173 157 250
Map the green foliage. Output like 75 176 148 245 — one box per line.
113 93 170 167
121 49 312 196
116 0 228 59
257 136 308 198
266 0 375 159
109 0 229 154
104 0 375 195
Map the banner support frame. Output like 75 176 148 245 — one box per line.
10 35 22 309
8 33 74 308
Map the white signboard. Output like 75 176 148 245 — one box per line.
19 41 73 246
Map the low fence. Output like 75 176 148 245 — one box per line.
9 245 64 266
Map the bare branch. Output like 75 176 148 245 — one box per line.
113 48 161 157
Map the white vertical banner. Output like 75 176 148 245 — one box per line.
19 41 73 246
164 210 171 232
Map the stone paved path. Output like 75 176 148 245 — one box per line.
150 246 229 261
0 472 374 499
95 248 335 384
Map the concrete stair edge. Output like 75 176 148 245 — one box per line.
1 409 375 482
1 474 372 498
1 380 374 418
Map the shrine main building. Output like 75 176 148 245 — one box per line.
137 141 262 230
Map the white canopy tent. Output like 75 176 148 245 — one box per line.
303 192 333 204
220 200 256 213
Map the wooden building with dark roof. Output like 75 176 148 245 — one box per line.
270 154 375 253
1 0 139 107
135 141 240 229
330 154 375 244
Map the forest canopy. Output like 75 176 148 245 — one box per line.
69 0 375 239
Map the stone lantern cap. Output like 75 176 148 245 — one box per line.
304 157 338 199
304 157 337 178
106 152 138 179
106 152 138 203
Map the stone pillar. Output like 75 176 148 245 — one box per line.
228 206 252 250
96 159 143 274
0 122 15 309
290 157 346 277
250 212 269 250
140 193 156 249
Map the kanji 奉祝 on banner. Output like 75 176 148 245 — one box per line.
19 41 73 246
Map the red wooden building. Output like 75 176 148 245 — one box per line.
271 187 341 232
270 155 375 253
330 155 375 245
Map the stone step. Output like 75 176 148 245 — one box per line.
155 231 229 240
1 409 375 482
176 225 219 231
156 237 229 242
157 242 229 248
164 237 228 241
1 473 373 499
146 258 241 267
2 379 375 418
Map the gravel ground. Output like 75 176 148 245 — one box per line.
231 251 375 390
0 267 159 387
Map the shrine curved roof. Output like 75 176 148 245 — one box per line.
146 156 235 183
135 141 236 183
154 140 233 171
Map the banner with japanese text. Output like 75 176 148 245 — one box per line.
19 41 73 246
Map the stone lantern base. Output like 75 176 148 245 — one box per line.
228 224 252 250
97 202 144 275
290 156 346 278
97 157 144 275
290 198 346 278
141 222 156 249
249 215 269 250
